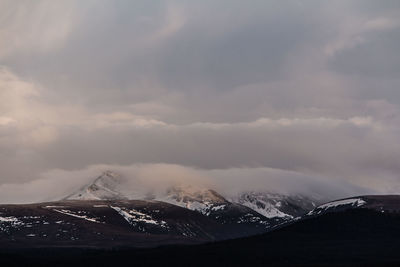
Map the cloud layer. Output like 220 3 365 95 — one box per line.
0 163 367 204
1 1 400 202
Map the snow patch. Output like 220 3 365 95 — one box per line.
0 216 21 223
318 198 366 209
52 209 102 223
211 205 226 211
240 199 292 219
110 206 167 228
308 198 366 215
0 216 24 232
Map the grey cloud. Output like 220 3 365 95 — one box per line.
0 163 369 204
329 27 400 79
10 117 396 195
0 1 400 201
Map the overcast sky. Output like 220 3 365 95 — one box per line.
1 0 400 202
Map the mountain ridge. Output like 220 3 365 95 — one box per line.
1 195 400 266
64 170 324 220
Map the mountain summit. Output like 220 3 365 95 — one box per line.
64 171 127 200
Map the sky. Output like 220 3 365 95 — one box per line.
1 0 400 203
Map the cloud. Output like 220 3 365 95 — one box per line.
0 68 59 145
0 163 369 204
364 17 400 31
19 114 397 195
0 0 82 59
146 4 185 43
0 117 16 126
324 15 400 57
0 67 399 197
0 1 400 201
91 112 167 128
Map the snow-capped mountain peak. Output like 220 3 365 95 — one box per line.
64 171 321 219
230 191 321 219
165 185 227 204
158 185 229 214
65 170 127 200
65 173 229 214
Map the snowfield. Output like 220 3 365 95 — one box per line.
308 198 367 215
110 206 168 228
52 209 102 223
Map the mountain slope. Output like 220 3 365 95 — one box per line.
231 191 320 219
65 171 319 221
0 196 400 266
64 171 127 200
0 199 277 248
307 195 400 216
159 185 228 214
0 200 217 248
6 195 398 266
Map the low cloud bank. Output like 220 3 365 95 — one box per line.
0 163 373 204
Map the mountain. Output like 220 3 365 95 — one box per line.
306 195 400 217
0 199 279 249
230 191 320 219
2 195 400 266
157 185 282 230
63 171 127 200
130 195 400 266
0 171 328 249
65 171 319 222
64 172 283 230
159 185 228 214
